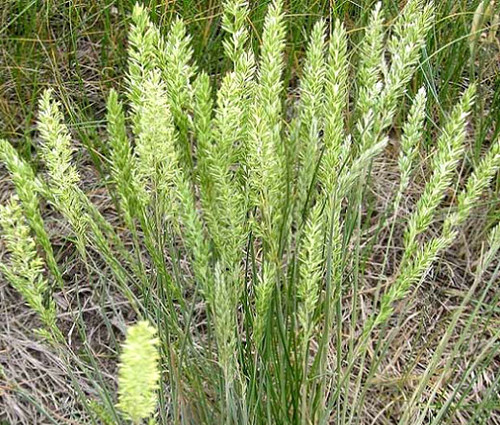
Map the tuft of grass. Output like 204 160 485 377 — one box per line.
0 1 499 424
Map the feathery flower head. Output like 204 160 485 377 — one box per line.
117 320 160 424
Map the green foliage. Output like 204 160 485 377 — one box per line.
1 1 499 424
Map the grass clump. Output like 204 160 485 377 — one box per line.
0 1 499 424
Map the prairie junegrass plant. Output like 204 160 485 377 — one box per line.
1 0 499 423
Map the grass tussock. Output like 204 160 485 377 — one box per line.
0 0 500 424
